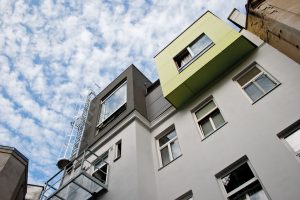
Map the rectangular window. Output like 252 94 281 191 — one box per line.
236 64 278 102
284 129 300 157
98 81 127 125
218 160 269 200
175 190 193 200
115 140 122 160
278 120 300 159
157 129 181 167
194 100 225 138
92 152 109 184
174 33 213 71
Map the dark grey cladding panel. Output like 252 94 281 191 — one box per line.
132 67 152 119
78 65 151 154
146 84 172 121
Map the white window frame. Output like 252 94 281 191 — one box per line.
92 151 109 185
174 33 214 71
156 128 181 168
193 99 226 139
217 158 269 200
234 63 279 103
278 120 300 160
98 81 127 126
114 140 122 160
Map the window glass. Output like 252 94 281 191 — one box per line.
195 101 216 119
190 34 212 55
211 110 225 129
222 163 255 193
115 141 122 159
244 83 264 102
174 34 213 70
178 50 193 67
171 140 181 159
255 74 276 93
219 160 269 200
237 67 261 86
99 82 127 124
200 118 214 136
228 181 268 200
161 146 170 166
159 130 176 146
285 129 300 153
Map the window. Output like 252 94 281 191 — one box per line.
175 190 193 200
92 152 109 184
157 129 181 167
236 64 278 102
114 140 122 160
218 160 269 200
284 129 300 157
174 33 213 71
98 81 127 125
278 120 300 159
194 100 225 138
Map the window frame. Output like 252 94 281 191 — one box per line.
278 119 300 160
92 151 109 185
156 126 182 168
175 190 193 200
97 80 127 127
114 140 122 161
174 33 214 72
193 98 226 139
216 157 270 200
234 63 280 104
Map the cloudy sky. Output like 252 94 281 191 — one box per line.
0 0 247 185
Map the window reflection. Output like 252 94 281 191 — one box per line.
99 82 127 124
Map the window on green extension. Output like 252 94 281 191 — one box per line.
174 33 213 71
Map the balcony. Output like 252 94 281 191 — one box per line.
41 150 108 200
154 11 257 108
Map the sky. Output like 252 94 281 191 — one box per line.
0 0 247 185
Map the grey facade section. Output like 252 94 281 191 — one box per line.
78 65 152 154
0 145 28 200
146 84 172 121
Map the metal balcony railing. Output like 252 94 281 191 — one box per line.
40 150 108 200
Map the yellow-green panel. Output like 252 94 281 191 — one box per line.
154 11 257 108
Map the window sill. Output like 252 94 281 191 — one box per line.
113 156 121 162
158 154 183 171
251 83 281 105
178 43 214 73
201 122 228 141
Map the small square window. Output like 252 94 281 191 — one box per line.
174 33 214 71
194 100 225 138
235 64 278 103
114 140 122 160
217 159 269 200
157 129 181 167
